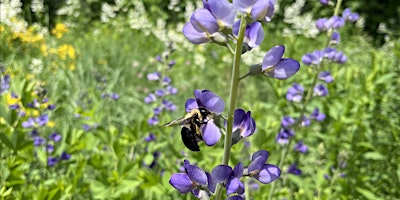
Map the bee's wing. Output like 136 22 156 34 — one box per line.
162 117 192 127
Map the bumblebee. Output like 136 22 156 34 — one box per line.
163 108 211 151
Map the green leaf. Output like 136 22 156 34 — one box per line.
356 187 383 200
363 151 386 160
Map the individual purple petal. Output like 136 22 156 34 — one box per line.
190 9 219 34
233 0 257 13
202 121 221 146
185 98 199 113
194 89 203 99
226 178 244 195
183 22 211 44
169 173 196 193
206 172 217 193
208 0 236 28
262 45 285 71
268 58 300 80
33 136 46 146
251 150 269 161
233 109 246 128
255 164 281 184
212 165 233 183
251 0 274 21
227 195 243 200
248 156 267 173
232 19 240 37
246 21 264 47
198 91 224 114
233 162 244 178
186 164 208 185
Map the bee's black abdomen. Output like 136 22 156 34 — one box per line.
181 127 200 151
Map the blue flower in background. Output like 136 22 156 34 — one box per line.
247 150 281 184
286 83 304 102
314 84 329 96
233 0 275 22
293 141 308 153
287 163 302 175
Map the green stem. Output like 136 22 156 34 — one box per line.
214 15 247 200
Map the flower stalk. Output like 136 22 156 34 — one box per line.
215 15 247 200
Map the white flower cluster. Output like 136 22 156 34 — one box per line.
0 0 24 28
283 0 319 38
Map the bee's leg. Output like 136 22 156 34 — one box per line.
181 127 200 151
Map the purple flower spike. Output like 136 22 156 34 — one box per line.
314 84 329 96
287 163 302 175
310 108 326 122
293 141 308 153
262 46 300 80
183 22 211 44
319 71 334 83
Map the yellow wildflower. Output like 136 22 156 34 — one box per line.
0 25 4 32
51 23 68 39
47 121 56 127
6 93 21 105
68 63 76 71
57 44 76 60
